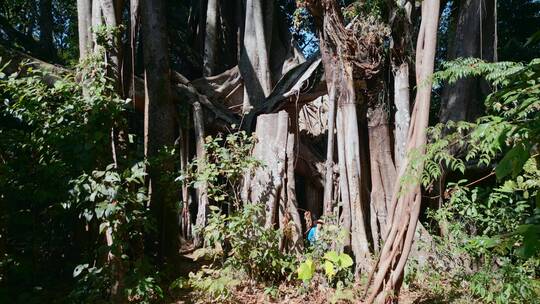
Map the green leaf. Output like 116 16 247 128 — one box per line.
338 253 354 268
324 260 335 278
323 251 340 264
297 258 315 282
516 224 540 258
495 143 529 180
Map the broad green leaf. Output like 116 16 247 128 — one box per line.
323 251 340 264
324 260 335 278
338 253 354 268
297 258 315 282
516 224 540 258
495 143 529 180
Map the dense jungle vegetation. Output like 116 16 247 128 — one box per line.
0 0 539 303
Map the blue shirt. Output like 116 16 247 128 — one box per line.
307 226 318 244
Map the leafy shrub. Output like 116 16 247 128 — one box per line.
68 162 163 303
406 57 540 303
0 53 131 301
467 262 540 304
183 266 240 302
179 130 260 208
174 204 295 301
297 251 354 287
175 131 293 300
125 275 163 304
297 215 354 288
195 204 296 283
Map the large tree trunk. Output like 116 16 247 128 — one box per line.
38 0 56 60
203 0 219 76
193 102 210 247
248 111 288 227
303 0 388 271
439 0 496 122
367 104 396 252
77 0 92 59
140 0 179 264
100 0 122 88
393 63 410 170
239 0 273 113
365 0 440 301
247 111 302 252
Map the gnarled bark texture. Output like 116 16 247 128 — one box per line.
365 0 440 302
303 0 387 271
193 102 210 248
367 104 396 252
246 111 303 252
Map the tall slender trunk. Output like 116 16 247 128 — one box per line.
284 133 303 253
251 0 271 96
38 0 55 60
393 63 410 171
339 100 370 267
100 0 121 89
77 0 92 59
91 0 103 50
336 108 352 250
240 0 272 113
203 0 219 76
193 102 209 247
323 72 337 215
366 0 440 301
179 125 192 239
440 0 496 122
367 104 396 252
141 0 179 264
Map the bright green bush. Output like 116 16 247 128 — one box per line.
196 204 296 283
408 57 540 303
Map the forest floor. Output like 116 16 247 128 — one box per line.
169 253 453 304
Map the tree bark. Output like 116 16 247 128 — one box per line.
239 0 273 113
140 0 179 264
247 111 289 228
100 0 121 88
323 73 337 215
393 63 410 171
365 0 440 301
440 0 496 122
336 108 352 250
77 0 92 60
38 0 56 60
193 101 210 248
91 0 103 51
284 133 303 253
367 105 396 252
203 0 219 76
339 99 371 268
